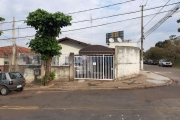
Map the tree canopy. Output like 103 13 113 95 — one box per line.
25 9 72 85
145 47 165 61
146 35 180 62
0 17 5 36
178 19 180 32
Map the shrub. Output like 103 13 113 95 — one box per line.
40 72 56 85
50 72 56 80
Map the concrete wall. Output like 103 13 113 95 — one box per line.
59 40 88 55
108 42 137 48
16 65 41 83
51 66 70 82
115 46 140 80
15 65 70 83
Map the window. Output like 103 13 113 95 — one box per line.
0 73 2 80
2 73 7 80
9 72 23 79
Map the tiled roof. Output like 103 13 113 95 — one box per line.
0 46 31 56
58 37 91 46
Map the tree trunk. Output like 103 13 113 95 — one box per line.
44 57 52 86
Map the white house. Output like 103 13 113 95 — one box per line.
58 37 91 55
51 37 91 66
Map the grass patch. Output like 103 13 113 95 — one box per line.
173 57 180 68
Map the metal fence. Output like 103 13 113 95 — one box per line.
18 53 41 65
18 53 70 66
74 55 114 80
51 54 70 66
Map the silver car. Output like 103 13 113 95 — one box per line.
0 72 26 96
159 59 172 67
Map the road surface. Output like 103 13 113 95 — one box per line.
0 86 180 120
144 64 180 85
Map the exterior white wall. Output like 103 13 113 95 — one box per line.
108 42 137 48
0 58 4 65
59 40 88 55
115 46 140 80
0 57 8 65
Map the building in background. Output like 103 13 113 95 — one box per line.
0 46 31 72
106 31 137 48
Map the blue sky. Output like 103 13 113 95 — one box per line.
0 0 179 51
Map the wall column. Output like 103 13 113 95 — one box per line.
69 53 74 81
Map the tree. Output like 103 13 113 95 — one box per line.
163 39 180 60
0 17 5 36
25 9 72 85
177 19 180 32
155 40 169 48
145 47 165 61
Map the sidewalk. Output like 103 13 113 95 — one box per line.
24 70 173 91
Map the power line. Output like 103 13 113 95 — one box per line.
73 2 179 23
1 2 179 32
145 0 149 6
1 1 179 25
1 0 136 24
0 10 173 41
144 3 180 38
144 0 170 27
140 0 145 6
67 0 136 14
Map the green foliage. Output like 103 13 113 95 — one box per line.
145 47 165 61
41 76 45 85
25 9 72 60
25 9 72 85
0 17 5 36
178 19 180 32
41 72 55 85
172 57 180 68
27 36 62 60
146 35 180 67
50 72 55 80
155 40 169 48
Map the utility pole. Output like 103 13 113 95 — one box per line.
140 5 144 70
12 17 16 66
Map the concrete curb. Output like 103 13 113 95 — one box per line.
24 80 173 91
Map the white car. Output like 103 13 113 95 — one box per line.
159 59 172 67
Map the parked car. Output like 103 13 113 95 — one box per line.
159 59 172 67
143 60 148 64
147 59 158 65
0 72 26 96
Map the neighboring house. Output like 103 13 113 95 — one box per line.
0 46 31 72
52 37 91 66
58 37 91 55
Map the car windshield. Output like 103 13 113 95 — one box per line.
8 72 23 79
162 59 168 62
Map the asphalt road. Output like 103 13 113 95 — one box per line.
0 85 180 120
144 64 180 85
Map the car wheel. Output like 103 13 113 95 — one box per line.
16 87 24 92
0 86 9 96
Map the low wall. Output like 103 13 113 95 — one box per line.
115 46 140 80
15 65 70 83
51 66 70 82
16 65 41 83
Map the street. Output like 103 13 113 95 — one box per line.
0 65 180 120
144 64 180 85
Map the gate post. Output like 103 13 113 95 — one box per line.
69 53 74 81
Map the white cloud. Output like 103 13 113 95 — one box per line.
0 0 179 51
